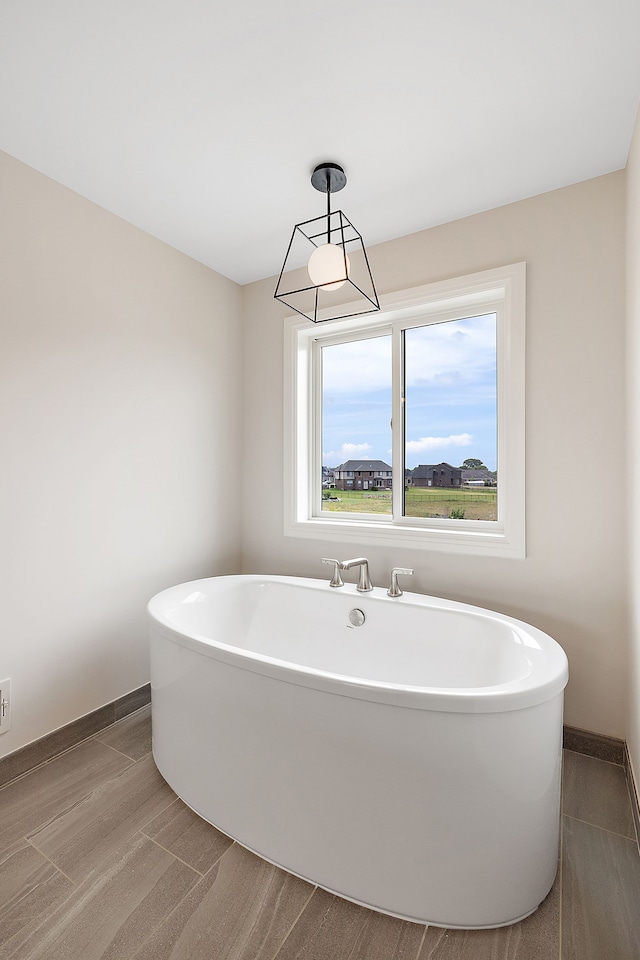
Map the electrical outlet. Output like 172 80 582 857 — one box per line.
0 678 11 733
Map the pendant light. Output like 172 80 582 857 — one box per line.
274 162 379 323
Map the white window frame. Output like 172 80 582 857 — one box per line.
283 262 526 558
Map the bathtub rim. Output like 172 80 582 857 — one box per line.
148 574 568 714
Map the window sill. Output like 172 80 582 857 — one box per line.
285 514 525 559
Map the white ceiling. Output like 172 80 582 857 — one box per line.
1 1 639 285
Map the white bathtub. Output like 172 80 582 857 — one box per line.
148 574 568 929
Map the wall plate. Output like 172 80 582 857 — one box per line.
0 679 11 733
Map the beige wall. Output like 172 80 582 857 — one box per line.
627 107 640 780
0 151 243 757
242 172 628 738
0 150 630 757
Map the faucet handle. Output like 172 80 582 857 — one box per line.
321 558 344 588
387 567 414 598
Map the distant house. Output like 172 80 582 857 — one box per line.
322 465 334 487
408 463 462 488
461 468 496 486
332 459 393 491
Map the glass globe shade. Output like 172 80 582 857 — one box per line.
308 243 350 291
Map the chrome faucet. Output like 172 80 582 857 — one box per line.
387 567 414 597
321 558 344 587
339 558 373 592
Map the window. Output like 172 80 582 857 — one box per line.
284 263 525 557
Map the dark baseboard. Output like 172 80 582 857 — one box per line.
0 683 151 789
562 724 625 764
563 724 640 843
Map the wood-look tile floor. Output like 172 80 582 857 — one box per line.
1 706 639 959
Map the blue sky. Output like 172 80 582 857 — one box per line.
322 314 497 471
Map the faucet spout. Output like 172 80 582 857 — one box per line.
339 558 373 592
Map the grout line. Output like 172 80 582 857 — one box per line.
558 807 563 960
562 812 638 842
199 839 240 880
147 793 180 815
564 750 626 769
128 834 316 960
26 837 76 885
92 738 144 764
0 734 120 793
269 884 318 960
415 923 428 959
92 704 151 740
623 743 640 851
559 750 565 960
0 719 150 793
87 738 138 768
139 830 207 876
107 828 215 960
137 792 180 834
0 701 151 792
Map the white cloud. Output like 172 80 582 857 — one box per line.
322 337 391 394
323 441 373 464
321 314 496 396
405 434 473 457
404 314 496 388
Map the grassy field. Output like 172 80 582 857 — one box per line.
322 487 497 521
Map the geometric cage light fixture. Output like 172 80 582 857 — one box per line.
274 162 380 323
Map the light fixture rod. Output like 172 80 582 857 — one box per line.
326 182 331 244
311 162 346 247
311 162 347 195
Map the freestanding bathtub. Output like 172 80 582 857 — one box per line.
148 574 568 929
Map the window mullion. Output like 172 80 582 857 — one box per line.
391 323 404 520
311 338 323 517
